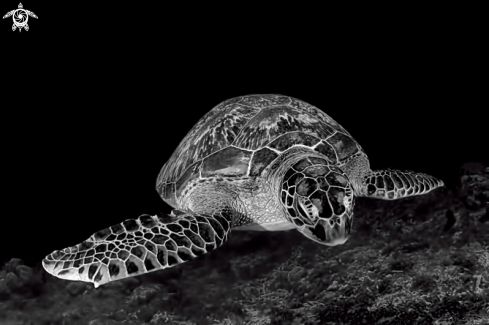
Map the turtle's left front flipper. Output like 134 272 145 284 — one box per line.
361 169 444 200
42 211 232 288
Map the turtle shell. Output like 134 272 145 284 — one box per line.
157 94 363 207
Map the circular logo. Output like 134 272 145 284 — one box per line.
13 9 27 27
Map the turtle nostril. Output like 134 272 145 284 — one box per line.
367 184 376 195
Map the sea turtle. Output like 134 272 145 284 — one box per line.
43 94 444 288
3 3 38 32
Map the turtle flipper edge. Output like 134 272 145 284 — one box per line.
3 10 14 19
360 169 444 200
42 211 232 288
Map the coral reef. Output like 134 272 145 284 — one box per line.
1 163 488 324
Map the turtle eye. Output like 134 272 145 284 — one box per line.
309 190 333 217
295 196 317 225
294 189 335 225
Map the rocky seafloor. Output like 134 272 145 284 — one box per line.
1 163 488 325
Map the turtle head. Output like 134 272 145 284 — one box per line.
280 157 354 246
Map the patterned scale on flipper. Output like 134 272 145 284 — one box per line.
42 211 232 288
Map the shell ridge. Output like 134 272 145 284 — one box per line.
229 105 266 147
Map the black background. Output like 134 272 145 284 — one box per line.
0 3 486 266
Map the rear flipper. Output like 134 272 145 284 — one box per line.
42 211 232 288
362 169 444 200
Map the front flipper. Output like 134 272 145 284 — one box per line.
42 210 232 288
362 169 444 200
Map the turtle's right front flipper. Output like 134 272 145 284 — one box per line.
42 211 232 288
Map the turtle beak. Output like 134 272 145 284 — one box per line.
304 216 352 246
